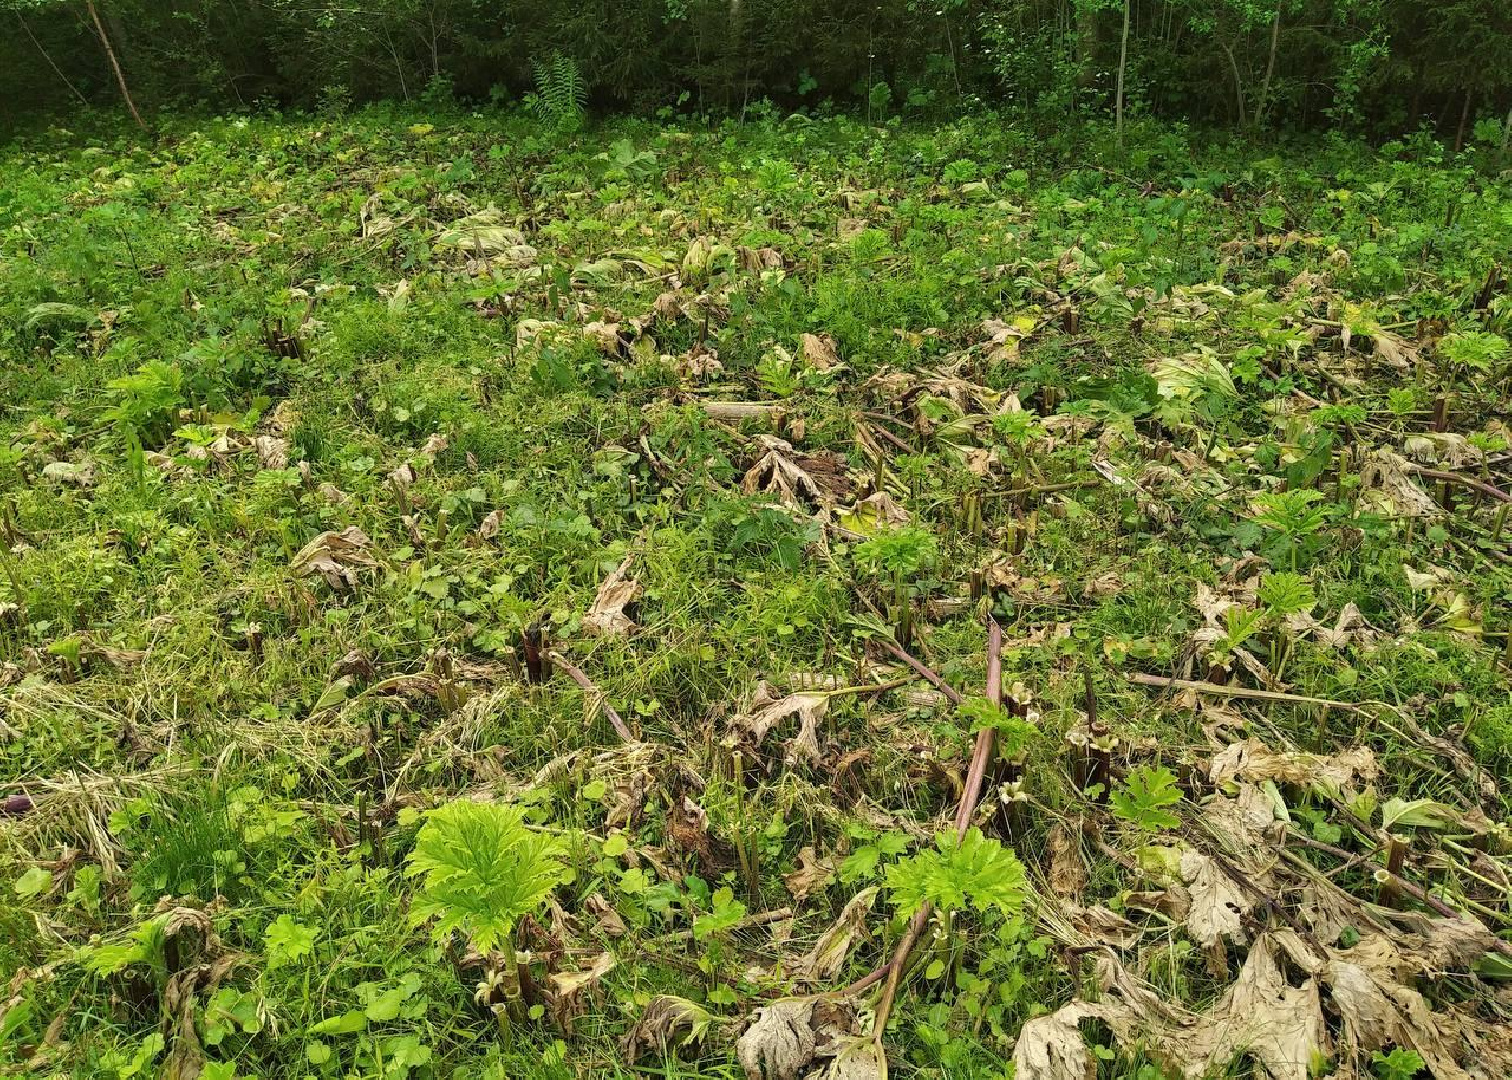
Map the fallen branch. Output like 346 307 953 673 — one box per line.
549 651 637 743
1128 672 1359 712
1403 464 1512 504
1287 834 1512 962
865 422 915 455
979 480 1098 500
878 639 965 706
954 622 1001 837
871 619 1002 1041
699 401 781 422
649 907 793 945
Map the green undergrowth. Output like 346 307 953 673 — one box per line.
1 108 1511 1079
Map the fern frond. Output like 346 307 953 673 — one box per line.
531 52 586 128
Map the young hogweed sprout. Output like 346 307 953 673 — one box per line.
854 525 939 647
406 799 568 1035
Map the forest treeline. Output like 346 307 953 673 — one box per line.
2 0 1510 141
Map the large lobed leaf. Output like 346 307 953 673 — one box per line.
405 800 568 953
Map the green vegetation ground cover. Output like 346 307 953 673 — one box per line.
2 109 1512 1079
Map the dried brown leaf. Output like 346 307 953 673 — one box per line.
737 999 857 1080
738 246 785 273
742 436 853 510
837 217 867 241
783 846 834 903
583 555 642 637
1359 449 1441 518
832 491 911 538
818 1037 887 1080
667 796 714 865
253 435 288 470
1200 784 1280 853
1065 904 1141 949
1275 929 1510 1080
547 951 616 1032
800 333 841 372
730 684 831 766
1179 934 1328 1080
78 635 146 670
1284 602 1378 649
981 316 1033 363
1019 937 1328 1080
623 995 715 1063
738 1000 819 1080
1047 821 1087 900
1180 849 1254 948
583 320 623 355
1390 911 1502 974
1372 330 1418 371
317 481 351 505
41 459 97 487
1209 739 1377 795
1404 431 1484 469
651 289 688 321
290 526 375 590
791 887 876 984
1013 1003 1101 1080
585 893 628 938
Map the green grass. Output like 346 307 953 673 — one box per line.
1 107 1511 1079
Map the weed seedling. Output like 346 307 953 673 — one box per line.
855 525 939 647
1110 766 1183 833
406 800 568 1041
1250 489 1330 569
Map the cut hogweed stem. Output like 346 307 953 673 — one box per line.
549 651 636 743
954 618 1002 836
878 639 964 706
1090 732 1117 803
520 623 547 684
871 619 1003 1044
1380 833 1409 908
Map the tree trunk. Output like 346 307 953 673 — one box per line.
1219 40 1247 128
1502 100 1511 152
1115 0 1131 148
731 0 746 113
1256 5 1281 127
380 26 410 101
17 13 90 107
86 0 144 128
1454 86 1474 153
428 11 440 79
1076 0 1099 90
943 15 962 101
1407 65 1422 125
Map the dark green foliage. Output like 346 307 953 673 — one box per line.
529 53 587 129
2 1 1511 142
